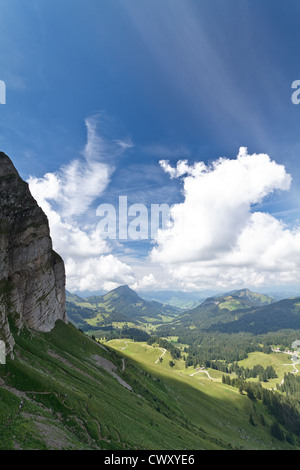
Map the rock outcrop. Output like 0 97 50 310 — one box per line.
0 152 67 355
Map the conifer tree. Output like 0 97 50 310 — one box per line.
249 413 256 426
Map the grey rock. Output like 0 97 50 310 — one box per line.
0 152 67 355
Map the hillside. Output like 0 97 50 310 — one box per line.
66 290 136 332
66 285 182 331
168 289 300 335
0 151 298 450
169 288 275 330
214 288 274 307
0 320 295 450
139 290 207 310
209 297 300 334
88 285 182 320
67 286 300 338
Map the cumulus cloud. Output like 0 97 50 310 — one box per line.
151 147 300 289
131 273 158 291
159 159 206 179
65 255 134 292
28 115 134 292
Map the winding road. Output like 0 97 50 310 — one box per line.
272 348 300 385
190 369 217 380
282 362 299 374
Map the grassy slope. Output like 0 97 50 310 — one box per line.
238 351 299 389
106 339 297 450
66 286 182 333
0 321 296 450
209 298 300 334
172 289 276 331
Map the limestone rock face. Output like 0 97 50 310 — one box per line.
0 152 67 355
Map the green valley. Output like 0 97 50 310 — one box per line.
66 285 182 337
61 284 300 449
0 319 298 450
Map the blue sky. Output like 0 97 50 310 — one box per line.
1 0 300 293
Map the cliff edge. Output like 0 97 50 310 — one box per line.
0 152 67 355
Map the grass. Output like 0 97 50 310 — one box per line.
238 351 299 389
105 339 298 450
0 323 215 449
0 323 298 450
218 298 245 311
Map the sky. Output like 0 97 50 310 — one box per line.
1 0 300 294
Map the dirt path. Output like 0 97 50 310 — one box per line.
155 348 166 364
283 363 299 373
190 369 217 380
281 360 299 384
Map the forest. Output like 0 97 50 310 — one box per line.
223 373 300 443
175 329 300 365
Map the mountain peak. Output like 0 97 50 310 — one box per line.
113 284 133 293
0 151 19 177
229 288 274 304
105 285 140 301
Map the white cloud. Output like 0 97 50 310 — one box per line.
28 115 134 292
27 136 300 293
131 273 158 291
151 147 300 289
65 255 134 292
29 116 114 219
159 159 206 179
113 138 134 150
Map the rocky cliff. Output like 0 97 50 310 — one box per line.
0 152 67 356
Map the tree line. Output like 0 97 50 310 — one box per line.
223 374 300 443
222 364 277 385
157 323 300 364
147 336 182 359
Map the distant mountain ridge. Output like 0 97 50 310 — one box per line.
88 285 182 319
205 288 274 307
171 288 276 330
67 285 300 336
66 285 182 329
138 290 212 310
208 296 300 334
